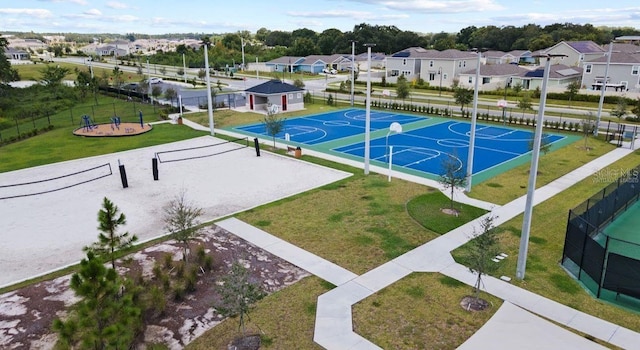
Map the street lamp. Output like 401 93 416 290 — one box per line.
146 58 152 104
465 50 482 192
364 43 376 175
515 53 567 280
204 42 215 136
595 42 613 136
350 40 357 107
438 67 443 96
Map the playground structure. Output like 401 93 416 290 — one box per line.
73 112 152 137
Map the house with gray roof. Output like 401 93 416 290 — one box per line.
581 52 640 92
244 79 305 113
458 64 531 91
354 52 386 70
265 56 304 74
4 47 29 60
484 50 531 65
543 41 605 67
386 47 478 87
510 64 582 91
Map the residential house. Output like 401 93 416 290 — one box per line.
354 52 386 70
244 79 305 113
458 64 530 91
386 47 479 86
581 52 640 92
265 56 304 73
603 43 640 54
483 50 531 65
4 47 30 60
510 64 582 91
543 41 605 67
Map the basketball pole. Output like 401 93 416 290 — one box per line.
465 50 481 192
516 53 565 280
364 43 375 175
204 43 214 136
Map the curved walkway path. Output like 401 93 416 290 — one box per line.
217 144 640 349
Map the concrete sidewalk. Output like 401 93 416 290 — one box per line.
216 144 640 349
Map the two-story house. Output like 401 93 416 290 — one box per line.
386 47 478 87
581 52 640 92
543 41 605 67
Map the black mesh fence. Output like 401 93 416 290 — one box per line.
562 164 640 299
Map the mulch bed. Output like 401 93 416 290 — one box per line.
72 122 153 137
0 225 309 349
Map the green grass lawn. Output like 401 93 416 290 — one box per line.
353 273 502 349
13 61 145 82
469 136 616 205
0 123 207 172
453 150 640 334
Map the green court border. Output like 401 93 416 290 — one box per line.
227 110 580 187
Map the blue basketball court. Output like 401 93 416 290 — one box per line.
335 120 564 176
231 108 569 182
235 109 424 145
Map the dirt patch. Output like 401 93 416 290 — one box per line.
460 295 491 312
0 225 310 350
441 208 460 216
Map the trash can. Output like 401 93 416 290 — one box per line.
294 146 302 158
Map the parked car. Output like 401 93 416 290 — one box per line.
148 77 163 84
322 68 338 75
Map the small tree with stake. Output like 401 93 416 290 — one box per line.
464 215 500 310
263 106 285 149
438 153 466 213
84 197 138 269
163 190 203 263
215 261 266 337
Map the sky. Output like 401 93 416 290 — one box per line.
1 0 639 35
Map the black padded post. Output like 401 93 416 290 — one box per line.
152 157 159 180
254 137 260 157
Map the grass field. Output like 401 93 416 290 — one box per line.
453 150 640 334
13 61 146 82
0 122 207 172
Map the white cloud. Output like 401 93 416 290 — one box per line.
345 0 503 13
106 1 129 9
0 8 53 19
37 0 88 5
83 9 101 17
287 10 409 21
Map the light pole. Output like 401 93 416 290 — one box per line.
515 53 567 280
182 52 187 83
465 50 482 192
595 42 613 136
204 43 214 136
438 67 443 96
350 40 357 107
146 58 152 104
241 37 246 71
364 43 376 175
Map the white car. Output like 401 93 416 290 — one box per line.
148 77 163 84
322 68 338 75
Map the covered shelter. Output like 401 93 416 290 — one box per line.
244 79 305 113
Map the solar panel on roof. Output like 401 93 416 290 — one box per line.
557 68 580 76
392 52 410 57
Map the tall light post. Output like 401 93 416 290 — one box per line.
182 52 187 83
364 43 376 175
595 42 613 136
146 58 152 104
465 50 482 192
350 40 357 107
515 53 567 280
241 37 246 71
204 43 214 136
438 67 443 96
